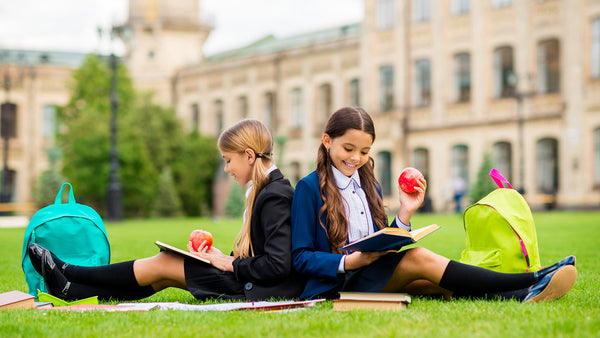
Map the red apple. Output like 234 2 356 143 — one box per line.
189 229 213 251
398 167 424 193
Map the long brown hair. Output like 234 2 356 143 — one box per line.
317 107 388 253
218 119 274 258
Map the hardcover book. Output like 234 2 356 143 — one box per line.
340 224 440 252
333 292 411 311
0 290 35 310
155 241 211 265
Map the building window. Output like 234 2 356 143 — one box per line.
491 0 512 9
492 141 512 182
190 103 199 133
451 144 469 187
214 99 223 135
493 46 516 98
451 0 470 16
377 151 392 196
0 169 16 202
595 128 600 186
316 83 332 134
238 95 248 120
376 0 394 30
412 0 431 23
290 161 301 185
453 52 471 103
290 88 303 130
0 102 17 139
536 138 559 194
42 104 57 140
379 65 394 112
264 92 276 131
592 17 600 79
414 59 431 107
413 148 430 180
537 39 560 94
349 78 360 107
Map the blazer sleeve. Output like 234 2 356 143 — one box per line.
291 178 344 280
232 187 293 283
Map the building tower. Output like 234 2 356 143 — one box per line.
120 0 213 105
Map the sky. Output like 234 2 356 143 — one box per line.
0 0 363 56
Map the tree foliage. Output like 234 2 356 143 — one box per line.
56 54 218 217
468 152 499 204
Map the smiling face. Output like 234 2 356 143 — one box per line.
221 150 254 186
323 128 373 177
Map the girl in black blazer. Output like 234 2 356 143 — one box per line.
29 119 305 301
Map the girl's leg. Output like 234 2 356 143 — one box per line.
383 247 575 301
29 244 185 300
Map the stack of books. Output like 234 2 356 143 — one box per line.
332 292 411 311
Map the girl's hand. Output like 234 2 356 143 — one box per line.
187 241 234 272
397 176 427 224
343 251 393 270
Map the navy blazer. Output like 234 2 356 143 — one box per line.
291 170 399 299
232 169 306 300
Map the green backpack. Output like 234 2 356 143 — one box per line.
460 169 541 273
21 183 111 296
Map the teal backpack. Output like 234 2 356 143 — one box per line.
21 183 111 296
460 169 542 273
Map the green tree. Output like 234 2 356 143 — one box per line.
57 54 158 216
172 131 220 216
34 147 67 208
152 167 184 217
224 182 246 218
469 152 499 204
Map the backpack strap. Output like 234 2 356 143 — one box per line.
489 169 514 189
55 183 76 205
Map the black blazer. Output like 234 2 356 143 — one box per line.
231 169 306 300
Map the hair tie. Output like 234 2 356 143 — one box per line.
255 152 272 159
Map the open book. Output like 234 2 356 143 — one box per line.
155 241 211 265
340 224 440 252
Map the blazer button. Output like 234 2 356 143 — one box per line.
244 282 253 291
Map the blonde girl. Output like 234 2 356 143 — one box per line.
29 119 305 301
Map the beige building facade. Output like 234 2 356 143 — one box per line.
1 0 600 214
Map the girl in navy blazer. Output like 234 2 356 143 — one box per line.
29 119 305 301
291 107 576 303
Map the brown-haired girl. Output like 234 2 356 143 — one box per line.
291 106 576 302
29 119 305 301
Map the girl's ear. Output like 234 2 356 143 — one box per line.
322 133 331 151
245 148 256 165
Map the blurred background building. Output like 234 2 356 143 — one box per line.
1 0 600 214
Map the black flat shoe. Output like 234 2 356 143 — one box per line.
28 243 70 274
29 243 71 298
533 255 576 281
28 243 47 276
524 265 577 303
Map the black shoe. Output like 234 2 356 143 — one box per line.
533 255 576 281
524 265 577 303
28 243 71 298
27 243 69 274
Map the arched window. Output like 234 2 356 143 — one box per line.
377 151 392 196
536 138 559 193
537 39 560 94
492 141 512 182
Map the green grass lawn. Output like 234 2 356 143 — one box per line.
1 211 599 337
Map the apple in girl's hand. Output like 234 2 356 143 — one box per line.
398 167 424 193
189 230 213 251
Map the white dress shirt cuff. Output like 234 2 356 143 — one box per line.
337 255 346 274
395 215 411 231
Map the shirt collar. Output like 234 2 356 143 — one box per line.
332 165 361 190
246 165 278 198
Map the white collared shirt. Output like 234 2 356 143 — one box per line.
331 166 375 244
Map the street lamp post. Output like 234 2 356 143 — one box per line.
508 72 532 194
107 51 122 221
